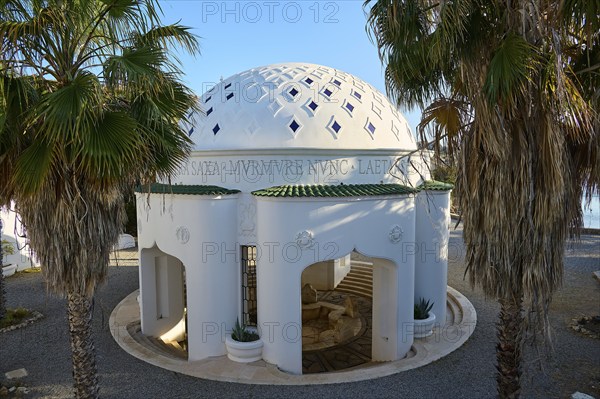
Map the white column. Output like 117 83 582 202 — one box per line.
414 190 451 326
186 243 239 361
257 257 303 374
372 259 398 361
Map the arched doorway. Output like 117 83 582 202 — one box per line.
300 250 398 373
138 246 188 358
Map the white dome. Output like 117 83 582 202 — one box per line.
188 63 416 152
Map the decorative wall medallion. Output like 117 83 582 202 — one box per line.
176 226 190 244
389 225 404 244
295 230 315 249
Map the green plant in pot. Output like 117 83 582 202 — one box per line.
231 318 259 342
414 298 434 320
226 318 263 363
413 298 436 338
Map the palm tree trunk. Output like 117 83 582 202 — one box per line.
67 292 99 399
496 292 524 399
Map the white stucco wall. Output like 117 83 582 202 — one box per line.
136 193 240 361
414 190 451 325
254 195 416 374
1 205 39 271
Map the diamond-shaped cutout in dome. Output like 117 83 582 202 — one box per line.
364 119 376 139
289 118 302 137
332 121 341 133
303 98 320 117
212 124 220 135
342 100 355 117
326 116 342 139
290 120 300 131
288 116 302 138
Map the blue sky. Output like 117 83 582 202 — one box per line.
159 0 422 131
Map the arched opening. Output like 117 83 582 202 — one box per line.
300 250 398 373
137 246 188 359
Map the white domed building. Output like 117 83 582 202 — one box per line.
135 63 452 375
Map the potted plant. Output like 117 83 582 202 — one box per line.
413 298 436 338
225 318 263 363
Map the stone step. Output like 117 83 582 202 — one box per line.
350 260 374 267
349 265 373 275
347 269 372 279
335 257 375 299
340 276 372 289
337 279 372 291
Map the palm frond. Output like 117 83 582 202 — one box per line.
484 33 539 106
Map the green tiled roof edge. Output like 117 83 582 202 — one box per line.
417 180 454 191
136 183 240 196
251 184 419 198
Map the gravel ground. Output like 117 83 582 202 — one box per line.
1 225 599 399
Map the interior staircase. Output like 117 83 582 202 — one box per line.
335 259 373 299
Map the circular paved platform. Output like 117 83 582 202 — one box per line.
109 286 476 385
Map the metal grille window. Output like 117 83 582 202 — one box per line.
241 245 257 326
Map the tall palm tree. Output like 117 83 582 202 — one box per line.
0 0 199 397
366 1 599 398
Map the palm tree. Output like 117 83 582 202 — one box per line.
366 1 599 398
0 0 199 397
